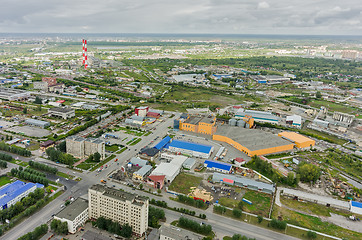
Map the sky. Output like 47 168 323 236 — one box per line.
0 0 361 35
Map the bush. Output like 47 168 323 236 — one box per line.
307 230 317 239
214 205 226 214
178 217 212 235
18 224 48 240
270 219 287 230
50 219 68 234
257 215 263 223
232 208 242 218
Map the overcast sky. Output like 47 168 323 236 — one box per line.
0 0 361 35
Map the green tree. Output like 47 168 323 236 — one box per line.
232 208 242 218
257 215 263 223
23 107 27 114
34 96 42 104
120 223 132 238
94 152 101 162
307 231 317 239
298 163 321 183
316 91 322 99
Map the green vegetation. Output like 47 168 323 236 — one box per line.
0 160 7 169
168 173 202 194
95 216 132 238
270 219 287 230
129 138 142 146
54 118 98 141
29 160 58 174
17 224 48 240
11 167 49 186
175 195 207 209
297 163 321 183
0 142 31 157
46 147 76 166
148 206 165 228
242 191 272 217
56 171 74 180
50 219 68 234
0 176 11 187
178 217 213 236
105 144 119 152
90 154 116 171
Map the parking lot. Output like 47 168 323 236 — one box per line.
8 125 52 137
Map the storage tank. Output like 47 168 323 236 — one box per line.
237 120 246 128
229 118 237 126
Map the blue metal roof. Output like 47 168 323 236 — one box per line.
0 181 43 208
204 160 232 171
154 136 171 150
351 201 362 209
168 140 212 154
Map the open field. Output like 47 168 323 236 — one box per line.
0 176 12 187
243 190 272 217
168 173 202 195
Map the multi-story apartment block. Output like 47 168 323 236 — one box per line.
88 185 148 236
66 136 105 160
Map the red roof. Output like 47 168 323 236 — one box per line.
235 157 245 163
148 175 165 182
233 106 243 109
147 112 160 117
56 100 65 103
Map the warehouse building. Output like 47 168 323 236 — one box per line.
204 160 232 174
153 136 172 150
54 198 88 234
149 162 181 184
278 132 315 149
212 173 275 194
177 115 217 135
213 126 294 156
286 115 302 128
24 119 50 128
133 165 153 181
139 148 160 161
0 180 44 209
0 88 31 101
166 140 213 159
130 157 148 167
48 107 75 119
88 185 149 236
235 109 280 124
350 201 362 215
182 158 196 169
160 153 188 165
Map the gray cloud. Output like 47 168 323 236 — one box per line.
0 0 361 34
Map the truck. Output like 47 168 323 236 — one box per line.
100 180 107 183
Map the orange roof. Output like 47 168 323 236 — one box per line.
278 132 314 143
148 175 165 182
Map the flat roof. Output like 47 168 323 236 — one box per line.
151 163 180 178
154 136 172 150
351 201 362 209
185 116 202 125
134 165 153 176
160 225 203 240
82 230 112 240
90 184 147 204
168 140 213 154
205 160 232 171
278 132 314 144
49 107 74 113
56 198 88 221
215 126 293 152
25 119 49 125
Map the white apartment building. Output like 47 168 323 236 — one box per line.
66 136 105 160
54 198 89 234
88 185 149 236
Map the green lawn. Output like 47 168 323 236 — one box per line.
56 171 74 180
218 197 239 209
130 138 142 146
90 154 116 172
0 176 12 187
105 144 120 152
243 190 272 217
168 173 202 194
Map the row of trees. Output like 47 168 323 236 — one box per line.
177 195 207 209
45 147 75 166
96 217 132 238
270 219 287 230
0 188 45 223
178 217 212 236
148 206 165 228
23 168 46 177
55 118 98 141
149 199 168 208
231 234 256 240
0 160 7 168
29 160 58 174
50 219 68 234
11 168 49 187
17 224 48 240
0 141 31 157
0 152 13 161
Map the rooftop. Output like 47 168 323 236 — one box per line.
55 198 88 221
81 230 112 240
49 107 74 113
90 184 147 204
134 165 153 177
160 225 203 240
278 132 314 144
204 160 232 171
215 125 292 152
167 140 213 154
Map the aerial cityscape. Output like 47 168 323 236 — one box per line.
0 1 361 240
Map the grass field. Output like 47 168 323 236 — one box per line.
105 145 119 152
168 173 202 194
0 176 12 187
130 138 142 146
56 171 74 180
243 190 272 217
309 100 361 115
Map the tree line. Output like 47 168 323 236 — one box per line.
11 167 49 186
0 141 31 157
29 160 58 174
17 224 48 240
178 217 212 236
95 217 132 238
54 118 98 141
176 195 207 209
0 152 13 161
148 206 165 228
0 160 7 168
45 147 75 166
50 219 68 234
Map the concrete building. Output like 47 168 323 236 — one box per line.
278 132 315 149
133 165 153 181
235 109 280 124
42 77 57 86
166 140 213 159
40 140 55 151
332 112 355 127
177 115 217 135
135 106 149 117
66 136 105 160
204 160 232 174
88 185 149 236
33 81 48 91
0 88 30 101
150 162 181 184
159 225 203 240
139 148 160 161
130 157 148 167
350 201 362 215
0 180 44 209
54 198 89 234
183 158 196 169
81 230 112 240
48 107 75 119
286 115 302 128
24 119 50 128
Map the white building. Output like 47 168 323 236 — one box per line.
54 198 89 234
286 115 302 128
150 163 181 184
350 201 362 215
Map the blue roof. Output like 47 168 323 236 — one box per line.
168 140 212 154
154 136 171 150
0 181 43 208
351 201 362 209
204 160 232 171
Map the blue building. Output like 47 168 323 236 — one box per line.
153 136 171 150
0 180 44 209
204 160 232 173
166 140 213 158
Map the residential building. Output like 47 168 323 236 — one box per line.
88 185 149 236
66 136 105 160
0 180 44 209
48 107 75 119
42 77 57 86
54 198 88 234
33 81 48 91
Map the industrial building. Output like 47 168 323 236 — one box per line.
130 157 148 167
40 140 55 151
33 81 48 91
0 180 44 209
159 225 203 240
139 148 160 161
182 158 196 169
332 112 355 127
42 77 57 86
213 126 294 156
212 173 275 194
24 119 50 128
235 109 280 124
278 132 315 149
204 160 232 173
54 198 88 234
149 163 181 184
172 74 207 84
133 165 153 181
88 185 149 236
286 115 302 128
48 107 75 119
176 115 217 135
153 136 172 150
350 201 362 215
0 88 30 101
66 136 105 160
282 188 350 211
166 140 213 159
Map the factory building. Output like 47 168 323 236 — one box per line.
66 136 105 160
204 160 232 174
350 201 362 215
235 109 280 124
153 136 172 150
133 165 153 181
166 140 213 159
286 115 302 128
88 185 149 236
48 107 75 119
24 119 50 128
0 88 31 101
177 115 217 135
212 173 275 194
149 163 180 184
278 132 315 149
332 112 355 127
130 157 148 167
0 180 44 209
54 198 88 234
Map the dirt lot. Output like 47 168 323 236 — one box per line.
8 125 51 137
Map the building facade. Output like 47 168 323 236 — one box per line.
88 185 149 236
48 107 75 119
66 136 105 159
